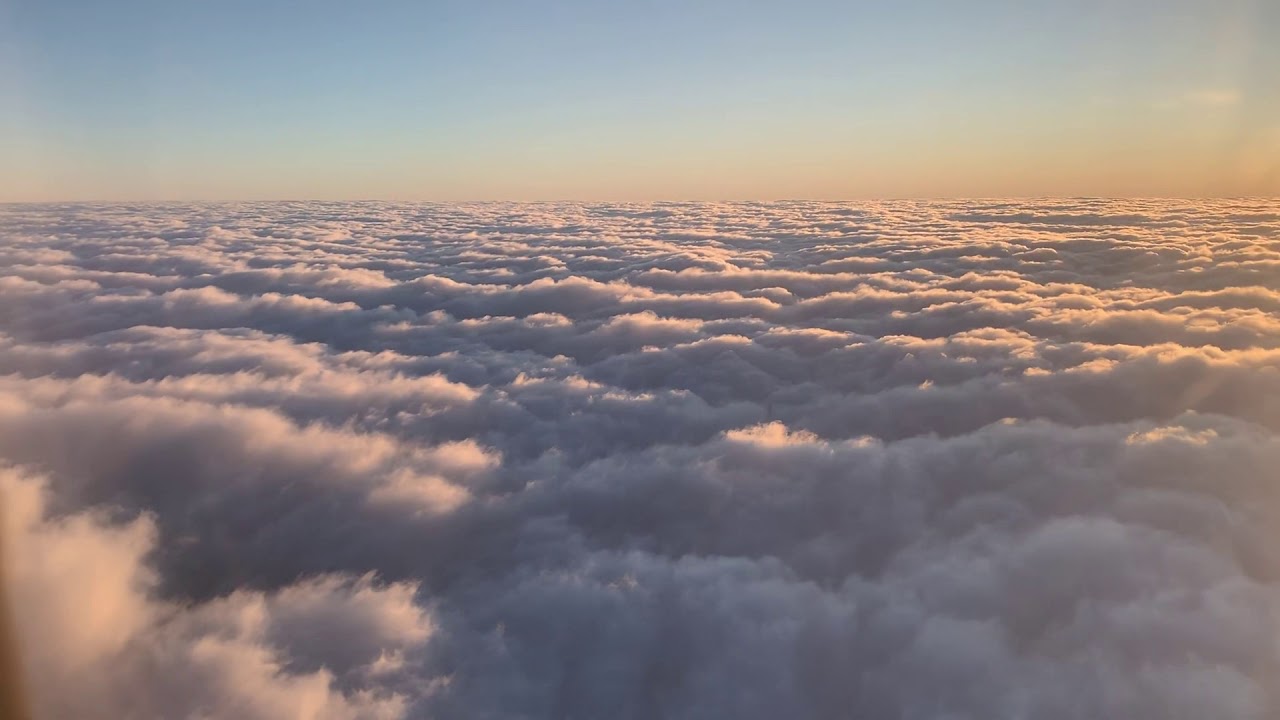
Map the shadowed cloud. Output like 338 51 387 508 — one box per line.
2 199 1280 718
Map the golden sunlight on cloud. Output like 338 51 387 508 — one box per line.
3 198 1280 716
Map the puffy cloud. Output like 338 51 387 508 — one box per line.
2 466 428 720
2 198 1280 718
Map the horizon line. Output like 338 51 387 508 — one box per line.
3 194 1278 205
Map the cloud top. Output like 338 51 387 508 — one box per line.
2 198 1280 718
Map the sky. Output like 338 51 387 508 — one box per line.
1 0 1278 201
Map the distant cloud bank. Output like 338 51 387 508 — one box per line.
3 199 1280 718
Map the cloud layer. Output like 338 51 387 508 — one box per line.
3 199 1280 718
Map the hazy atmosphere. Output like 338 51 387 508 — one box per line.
2 0 1278 200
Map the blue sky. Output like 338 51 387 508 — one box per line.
2 0 1276 200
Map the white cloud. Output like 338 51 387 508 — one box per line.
2 198 1280 717
1181 88 1242 107
1152 88 1243 111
